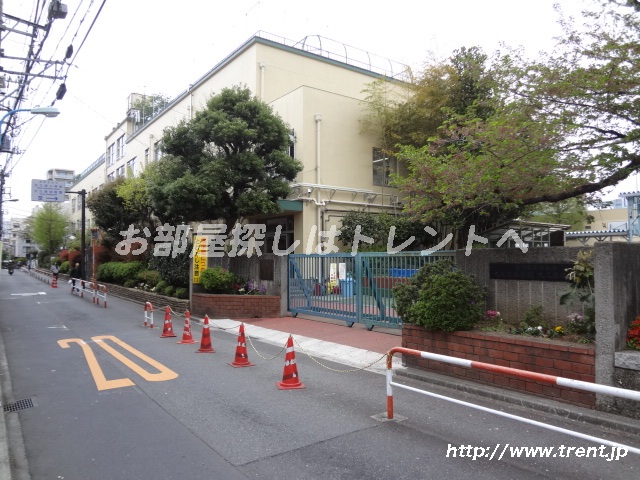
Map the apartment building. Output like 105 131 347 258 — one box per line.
47 168 75 201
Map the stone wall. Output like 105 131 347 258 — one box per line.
403 325 596 409
594 242 640 415
454 247 587 324
96 281 190 314
192 293 281 318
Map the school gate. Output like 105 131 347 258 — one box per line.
287 251 455 330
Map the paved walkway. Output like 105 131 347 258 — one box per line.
200 315 403 374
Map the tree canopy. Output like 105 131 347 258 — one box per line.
31 203 67 254
363 1 640 240
87 177 144 241
146 85 302 228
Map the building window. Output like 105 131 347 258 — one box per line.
372 148 397 187
107 172 115 182
263 216 295 254
289 129 295 158
116 165 125 177
154 142 163 161
107 144 115 165
127 158 136 176
116 135 125 159
71 198 77 213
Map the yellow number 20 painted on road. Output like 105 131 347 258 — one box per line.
58 335 178 391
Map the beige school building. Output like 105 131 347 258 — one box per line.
68 32 412 252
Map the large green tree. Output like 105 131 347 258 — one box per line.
393 1 640 236
146 85 302 228
31 203 67 254
87 177 143 241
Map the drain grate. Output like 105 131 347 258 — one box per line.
3 397 35 413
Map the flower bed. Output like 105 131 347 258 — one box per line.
192 293 280 319
402 325 596 409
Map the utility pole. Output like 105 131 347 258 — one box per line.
67 189 86 279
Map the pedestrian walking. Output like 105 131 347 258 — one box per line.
70 262 81 292
50 262 60 281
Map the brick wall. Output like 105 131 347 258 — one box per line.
192 293 281 319
403 325 596 409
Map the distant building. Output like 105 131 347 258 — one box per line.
47 168 75 201
565 192 640 245
7 217 36 258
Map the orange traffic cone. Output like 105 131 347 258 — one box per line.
177 311 197 344
229 323 254 367
197 315 215 353
51 276 58 288
160 307 177 338
277 336 305 390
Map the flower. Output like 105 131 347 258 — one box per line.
555 326 564 334
627 315 640 350
486 310 501 319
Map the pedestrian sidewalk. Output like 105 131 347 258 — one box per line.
200 314 404 374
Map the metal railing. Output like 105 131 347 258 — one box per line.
385 347 640 455
288 251 454 330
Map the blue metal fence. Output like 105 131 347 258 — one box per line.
287 251 455 330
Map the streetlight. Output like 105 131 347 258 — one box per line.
0 106 60 268
0 106 61 147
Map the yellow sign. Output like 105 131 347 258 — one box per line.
192 235 208 284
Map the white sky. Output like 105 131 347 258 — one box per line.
3 0 630 222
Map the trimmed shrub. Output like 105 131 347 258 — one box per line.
124 278 138 288
96 261 145 285
199 267 239 293
163 285 176 297
136 270 162 288
154 280 167 293
175 287 189 299
59 261 70 273
393 260 485 332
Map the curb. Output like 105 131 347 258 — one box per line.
396 367 640 437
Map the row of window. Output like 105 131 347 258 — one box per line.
107 135 126 166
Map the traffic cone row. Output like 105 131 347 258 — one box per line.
151 309 305 389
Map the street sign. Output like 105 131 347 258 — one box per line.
31 179 66 202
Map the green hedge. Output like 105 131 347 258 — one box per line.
96 261 145 285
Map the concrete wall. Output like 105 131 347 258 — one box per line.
454 247 587 325
594 242 640 416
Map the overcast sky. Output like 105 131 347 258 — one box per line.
4 0 627 222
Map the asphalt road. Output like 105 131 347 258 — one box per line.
1 269 639 480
